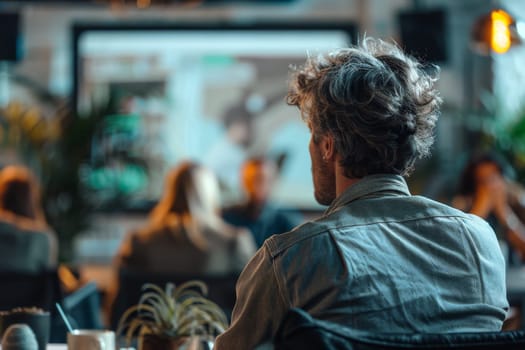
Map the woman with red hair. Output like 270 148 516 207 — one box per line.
0 165 58 272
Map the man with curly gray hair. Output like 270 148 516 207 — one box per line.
214 38 508 350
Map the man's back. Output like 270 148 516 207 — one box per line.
215 175 508 349
269 175 507 332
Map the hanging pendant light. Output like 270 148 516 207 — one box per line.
471 8 522 55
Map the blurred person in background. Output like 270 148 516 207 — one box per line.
0 165 58 273
115 160 256 275
205 88 286 194
453 152 525 265
222 156 304 247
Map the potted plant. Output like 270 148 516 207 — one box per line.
0 307 50 350
116 280 229 350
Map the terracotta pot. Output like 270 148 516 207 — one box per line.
140 335 212 350
140 334 187 350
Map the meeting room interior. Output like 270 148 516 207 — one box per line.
1 0 525 349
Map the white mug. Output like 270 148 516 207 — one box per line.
67 329 115 350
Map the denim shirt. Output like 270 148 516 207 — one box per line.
223 203 304 247
214 175 509 350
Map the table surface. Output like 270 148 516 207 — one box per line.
0 346 65 350
0 346 135 350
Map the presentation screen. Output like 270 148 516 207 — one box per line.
72 22 356 211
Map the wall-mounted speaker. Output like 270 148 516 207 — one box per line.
398 8 448 64
0 12 22 62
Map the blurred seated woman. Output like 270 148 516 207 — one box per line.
0 165 58 273
115 161 256 275
452 152 525 265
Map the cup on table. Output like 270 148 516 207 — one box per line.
0 309 50 350
67 329 115 350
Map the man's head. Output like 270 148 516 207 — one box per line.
287 37 442 204
241 157 277 205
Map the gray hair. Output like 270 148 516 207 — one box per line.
287 37 442 177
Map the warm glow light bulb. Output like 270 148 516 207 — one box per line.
491 9 512 53
137 0 151 8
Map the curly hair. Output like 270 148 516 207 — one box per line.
287 37 442 177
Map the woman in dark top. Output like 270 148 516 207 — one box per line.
115 161 256 275
0 165 58 272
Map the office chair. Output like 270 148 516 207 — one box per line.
273 308 525 350
0 269 103 343
0 270 62 313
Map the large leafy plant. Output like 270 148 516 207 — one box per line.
117 281 228 347
0 97 107 262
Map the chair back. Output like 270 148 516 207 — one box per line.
49 282 104 343
0 269 67 344
62 282 103 330
274 308 525 350
0 270 104 344
110 268 239 330
0 270 62 313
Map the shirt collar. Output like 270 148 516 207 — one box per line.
325 174 411 215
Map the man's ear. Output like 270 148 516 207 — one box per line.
320 134 335 161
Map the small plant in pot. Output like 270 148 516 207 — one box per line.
0 307 50 350
117 281 229 350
